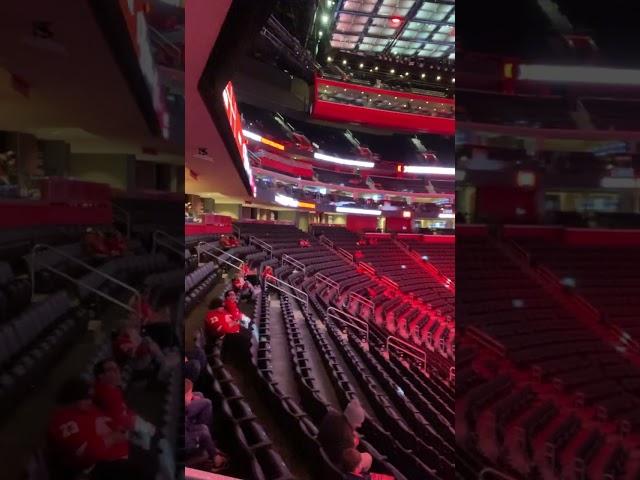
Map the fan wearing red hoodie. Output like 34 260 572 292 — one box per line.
48 378 136 478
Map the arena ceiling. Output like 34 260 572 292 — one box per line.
327 0 455 61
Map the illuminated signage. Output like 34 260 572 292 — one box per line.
119 0 169 139
314 152 375 168
336 206 382 216
274 194 315 209
243 129 285 151
403 165 455 176
223 82 256 196
519 64 640 86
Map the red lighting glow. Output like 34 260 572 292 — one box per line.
390 16 402 26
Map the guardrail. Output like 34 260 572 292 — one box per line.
337 247 354 262
319 235 334 249
152 230 184 257
359 262 376 276
314 272 339 292
381 276 399 290
196 242 245 271
327 306 369 343
281 254 305 273
265 275 308 309
348 291 374 314
479 468 519 480
249 236 273 257
30 244 142 322
386 336 427 371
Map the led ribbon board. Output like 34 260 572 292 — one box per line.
336 206 382 216
275 194 315 209
403 165 455 175
314 152 374 168
223 82 256 196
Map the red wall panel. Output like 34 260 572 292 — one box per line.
346 215 378 233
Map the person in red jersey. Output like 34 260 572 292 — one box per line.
298 238 310 247
83 227 109 258
93 359 156 449
204 298 240 340
261 265 274 281
48 378 143 479
104 229 128 257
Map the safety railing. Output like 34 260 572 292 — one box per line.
327 306 369 343
196 242 245 271
359 262 376 276
30 244 141 321
386 336 426 371
319 235 334 249
348 291 374 314
265 275 309 310
249 236 273 257
281 254 305 273
479 468 519 480
381 276 399 290
112 204 131 239
337 247 354 262
152 230 184 257
314 272 339 291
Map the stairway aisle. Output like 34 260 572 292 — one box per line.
269 294 301 405
289 297 341 410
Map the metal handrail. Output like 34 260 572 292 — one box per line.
197 243 244 271
249 236 273 256
327 306 369 343
30 243 141 321
386 336 426 371
319 235 334 249
359 262 376 276
337 247 354 262
282 254 305 273
478 468 519 480
315 272 339 291
152 230 184 257
266 275 308 309
349 291 374 312
112 204 131 239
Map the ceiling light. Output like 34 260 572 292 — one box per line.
374 66 378 71
342 59 347 65
319 31 323 37
437 75 441 81
405 72 409 76
327 56 333 62
452 78 455 83
421 73 425 78
390 69 395 74
321 14 329 25
359 63 364 68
